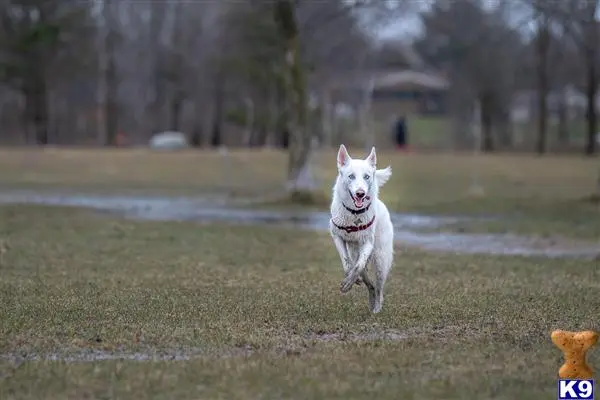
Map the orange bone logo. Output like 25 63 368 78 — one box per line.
551 329 598 379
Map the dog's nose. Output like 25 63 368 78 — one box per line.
355 190 365 199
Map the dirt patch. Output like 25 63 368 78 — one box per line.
309 330 409 342
307 325 464 343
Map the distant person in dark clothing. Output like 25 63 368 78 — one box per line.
394 115 409 151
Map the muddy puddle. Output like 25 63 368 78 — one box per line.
0 191 598 259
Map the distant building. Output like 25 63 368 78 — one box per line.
324 69 449 117
321 68 449 147
318 38 450 148
370 69 449 117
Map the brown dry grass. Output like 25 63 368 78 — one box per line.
0 205 599 399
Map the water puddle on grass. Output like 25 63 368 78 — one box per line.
0 349 205 363
0 346 261 365
0 327 463 364
0 191 597 259
0 330 415 364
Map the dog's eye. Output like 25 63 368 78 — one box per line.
364 174 370 180
348 174 355 180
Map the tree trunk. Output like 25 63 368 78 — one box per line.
146 1 168 136
321 88 332 147
24 77 49 146
29 88 49 146
536 19 550 155
496 109 512 148
104 52 119 146
210 108 222 148
190 126 202 147
96 0 119 147
275 111 290 148
210 76 224 148
169 94 183 131
480 93 494 152
280 128 290 149
190 101 204 147
243 96 254 147
274 0 314 194
557 94 568 146
585 55 597 156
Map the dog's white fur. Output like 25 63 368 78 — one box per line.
329 144 394 313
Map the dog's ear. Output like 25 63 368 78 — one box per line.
366 146 377 167
337 144 351 168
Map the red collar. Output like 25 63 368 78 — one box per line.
331 215 376 234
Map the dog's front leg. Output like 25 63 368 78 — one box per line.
340 239 374 293
332 235 351 274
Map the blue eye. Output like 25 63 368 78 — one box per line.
364 174 370 180
348 174 355 180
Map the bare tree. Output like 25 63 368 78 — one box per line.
272 0 313 193
0 0 91 144
415 0 525 151
534 7 550 155
545 0 599 155
96 0 119 146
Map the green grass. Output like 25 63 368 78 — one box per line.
374 115 595 151
1 205 599 399
513 118 594 150
406 115 452 147
0 148 597 239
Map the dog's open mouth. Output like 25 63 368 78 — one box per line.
349 190 368 209
353 197 364 208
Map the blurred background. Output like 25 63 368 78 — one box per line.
0 0 598 203
1 0 600 152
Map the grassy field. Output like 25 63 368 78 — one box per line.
0 205 599 399
0 148 598 239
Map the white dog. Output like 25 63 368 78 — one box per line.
329 144 394 314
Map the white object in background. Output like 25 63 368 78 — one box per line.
149 131 189 150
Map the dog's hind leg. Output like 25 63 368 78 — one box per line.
360 268 377 312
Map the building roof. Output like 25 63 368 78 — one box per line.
373 70 449 91
326 69 450 91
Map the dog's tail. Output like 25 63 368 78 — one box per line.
375 166 392 187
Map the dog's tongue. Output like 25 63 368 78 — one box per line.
355 198 364 208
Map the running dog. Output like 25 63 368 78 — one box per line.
329 144 394 313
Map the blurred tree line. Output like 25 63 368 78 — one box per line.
414 0 600 156
0 0 384 192
0 0 598 193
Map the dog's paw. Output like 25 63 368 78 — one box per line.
340 274 356 293
370 293 383 314
371 302 382 314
